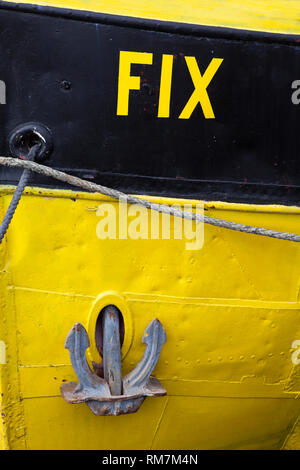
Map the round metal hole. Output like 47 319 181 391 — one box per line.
9 122 53 161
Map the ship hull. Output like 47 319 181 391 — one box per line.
0 1 300 450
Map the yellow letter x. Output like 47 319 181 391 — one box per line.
179 57 223 119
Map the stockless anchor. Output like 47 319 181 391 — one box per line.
61 305 167 415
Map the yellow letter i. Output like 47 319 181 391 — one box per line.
157 54 174 118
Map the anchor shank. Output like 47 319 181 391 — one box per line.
102 305 123 396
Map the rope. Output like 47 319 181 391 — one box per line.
0 146 40 243
0 156 299 242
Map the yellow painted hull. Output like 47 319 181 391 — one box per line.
0 186 299 449
4 0 300 35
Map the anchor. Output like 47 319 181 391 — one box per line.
61 305 167 415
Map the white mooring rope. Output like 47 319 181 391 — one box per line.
0 157 299 242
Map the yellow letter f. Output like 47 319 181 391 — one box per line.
116 51 153 115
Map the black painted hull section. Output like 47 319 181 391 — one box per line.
0 3 299 205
